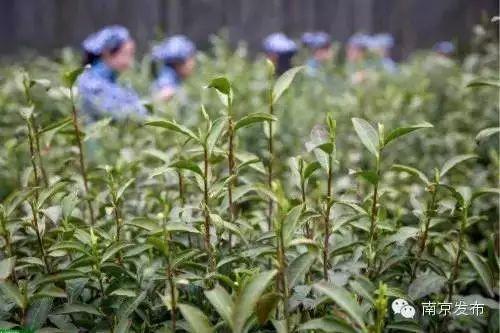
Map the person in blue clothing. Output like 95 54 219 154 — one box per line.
432 41 455 58
370 33 397 73
78 25 147 122
151 35 197 102
301 31 333 76
262 33 297 75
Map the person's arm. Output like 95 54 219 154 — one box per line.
79 77 147 120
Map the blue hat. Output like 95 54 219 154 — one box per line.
433 41 455 54
301 31 331 49
152 35 196 63
371 33 394 49
82 25 130 55
347 33 371 48
263 33 297 54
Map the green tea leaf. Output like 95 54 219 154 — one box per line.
53 303 103 316
286 250 317 289
0 257 15 280
464 250 495 297
313 283 366 330
439 154 477 178
178 303 214 333
383 122 433 146
63 67 84 87
233 270 277 333
205 285 234 328
234 112 276 131
0 280 26 309
391 164 430 185
475 127 500 142
145 120 199 142
272 66 303 104
299 316 358 333
351 118 379 157
169 160 203 177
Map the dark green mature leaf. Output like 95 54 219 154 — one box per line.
205 285 234 328
255 292 280 325
178 303 214 333
313 283 366 330
272 66 303 104
466 79 500 88
282 204 304 246
39 117 72 134
25 297 53 330
53 303 103 316
392 164 430 185
145 120 199 142
408 271 447 300
0 281 26 309
208 76 231 95
464 250 495 297
386 322 423 333
101 243 133 263
170 160 203 177
286 250 317 289
234 113 276 131
352 118 379 157
299 316 358 333
303 161 321 179
439 154 477 178
350 169 379 185
383 122 433 146
63 67 84 87
0 257 15 280
232 270 277 333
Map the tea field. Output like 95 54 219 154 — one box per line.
0 30 499 332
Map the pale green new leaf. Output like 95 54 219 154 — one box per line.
351 118 379 157
178 303 214 333
272 66 303 104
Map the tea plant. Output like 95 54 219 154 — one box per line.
0 23 498 333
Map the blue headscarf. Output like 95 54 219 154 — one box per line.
347 33 371 49
263 33 297 55
152 35 196 63
370 33 395 50
433 41 455 55
82 25 130 55
302 32 331 49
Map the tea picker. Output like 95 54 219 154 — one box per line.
369 33 397 73
151 35 197 102
262 32 298 75
77 25 148 122
301 31 333 76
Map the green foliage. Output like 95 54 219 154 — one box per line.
0 25 498 332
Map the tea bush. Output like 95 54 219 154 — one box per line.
0 26 498 333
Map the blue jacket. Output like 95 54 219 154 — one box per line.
152 65 181 93
77 61 147 121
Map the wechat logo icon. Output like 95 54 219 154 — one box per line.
392 298 416 319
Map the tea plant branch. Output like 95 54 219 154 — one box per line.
22 75 49 187
64 68 96 225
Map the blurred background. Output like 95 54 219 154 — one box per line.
0 0 497 59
